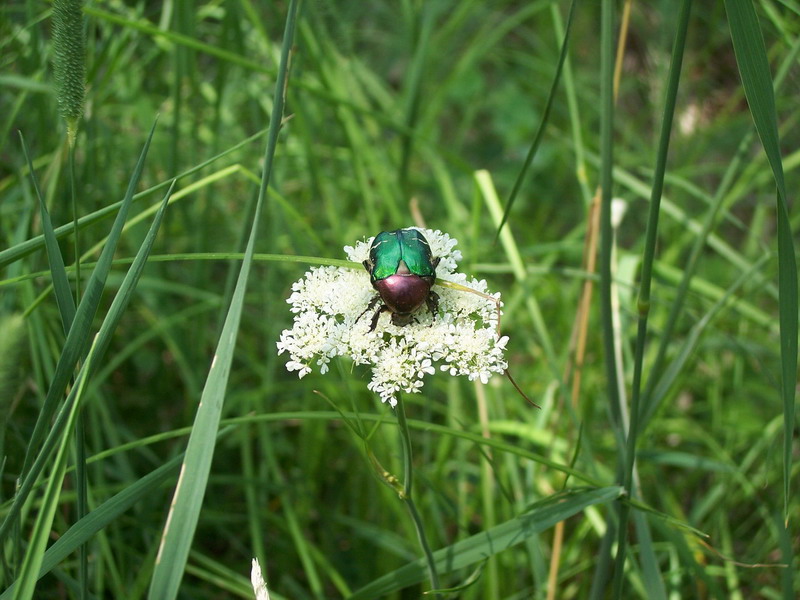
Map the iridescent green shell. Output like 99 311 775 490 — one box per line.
367 229 436 282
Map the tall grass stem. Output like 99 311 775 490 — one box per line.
611 1 692 596
395 395 440 596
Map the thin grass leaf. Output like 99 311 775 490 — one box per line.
397 1 437 192
633 510 667 600
225 410 602 484
11 335 96 600
643 255 770 428
614 2 691 596
1 180 172 595
591 2 619 597
0 174 171 547
0 129 265 270
652 519 726 599
17 119 158 479
279 487 325 596
0 444 210 598
641 133 773 411
598 0 618 416
349 486 623 599
589 520 616 600
146 3 299 598
776 513 794 599
19 133 76 334
724 0 797 521
429 560 487 595
476 170 557 374
495 0 577 241
603 156 777 299
83 6 272 75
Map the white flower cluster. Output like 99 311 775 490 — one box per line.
276 228 508 407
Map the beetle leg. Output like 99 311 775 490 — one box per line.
390 312 415 327
370 305 392 332
426 290 440 325
356 295 381 326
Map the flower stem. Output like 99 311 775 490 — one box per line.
395 395 440 596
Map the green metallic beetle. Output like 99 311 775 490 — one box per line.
360 228 441 331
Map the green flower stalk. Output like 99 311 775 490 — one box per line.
53 0 86 147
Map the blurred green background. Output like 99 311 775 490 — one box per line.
1 1 798 598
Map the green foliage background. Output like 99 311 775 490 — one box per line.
1 1 797 598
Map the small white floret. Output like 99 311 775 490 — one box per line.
278 229 508 406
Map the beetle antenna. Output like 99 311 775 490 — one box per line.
435 279 503 335
504 368 540 408
433 279 534 404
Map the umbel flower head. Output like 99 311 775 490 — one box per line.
276 228 508 407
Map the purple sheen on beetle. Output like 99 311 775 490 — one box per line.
374 273 434 315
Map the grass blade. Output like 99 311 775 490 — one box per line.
0 455 180 600
632 510 667 600
724 0 798 522
0 175 172 547
398 1 437 193
643 256 770 428
17 119 159 480
10 335 98 600
495 0 577 241
349 487 623 599
590 1 619 596
0 129 266 271
598 0 618 419
146 2 299 598
612 1 692 595
0 426 234 598
18 133 76 334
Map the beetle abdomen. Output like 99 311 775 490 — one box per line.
374 273 434 315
